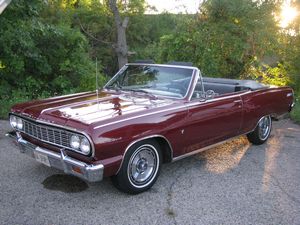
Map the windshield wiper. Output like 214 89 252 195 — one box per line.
105 82 122 91
105 86 119 91
122 88 157 99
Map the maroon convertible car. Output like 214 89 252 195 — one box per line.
6 62 295 194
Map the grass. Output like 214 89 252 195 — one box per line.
291 96 300 123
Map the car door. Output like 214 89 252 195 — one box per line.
183 94 243 153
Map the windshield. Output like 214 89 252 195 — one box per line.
105 65 194 98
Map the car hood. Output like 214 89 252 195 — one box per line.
12 91 175 126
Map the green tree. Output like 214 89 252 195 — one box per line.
0 0 104 118
158 0 281 79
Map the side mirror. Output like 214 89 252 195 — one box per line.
194 91 206 102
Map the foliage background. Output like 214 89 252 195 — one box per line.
0 0 299 121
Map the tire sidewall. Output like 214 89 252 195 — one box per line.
117 139 162 194
258 116 272 142
247 115 272 145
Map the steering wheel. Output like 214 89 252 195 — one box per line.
206 90 216 99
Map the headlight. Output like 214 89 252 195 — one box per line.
80 137 91 154
10 115 17 128
16 118 23 130
70 135 80 149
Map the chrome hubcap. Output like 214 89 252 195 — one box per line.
128 144 158 186
258 116 271 140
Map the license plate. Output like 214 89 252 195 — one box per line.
34 152 50 167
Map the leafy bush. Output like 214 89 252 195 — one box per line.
243 63 290 86
0 1 106 119
157 0 279 79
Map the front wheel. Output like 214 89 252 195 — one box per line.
247 115 272 145
112 140 162 194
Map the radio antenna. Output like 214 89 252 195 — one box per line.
96 58 99 109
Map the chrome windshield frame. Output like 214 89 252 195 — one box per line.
103 63 199 101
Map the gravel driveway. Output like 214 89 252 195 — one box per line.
0 119 299 225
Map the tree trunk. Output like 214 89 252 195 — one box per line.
108 0 129 69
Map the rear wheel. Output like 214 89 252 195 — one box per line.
112 139 162 194
247 115 272 145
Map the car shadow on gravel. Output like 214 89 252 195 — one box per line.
40 136 253 195
42 174 89 193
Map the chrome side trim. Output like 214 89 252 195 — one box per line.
172 132 251 162
9 113 95 157
172 138 236 162
93 105 188 129
116 134 174 174
172 114 270 162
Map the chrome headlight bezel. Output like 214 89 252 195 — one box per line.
16 117 23 130
70 134 91 155
10 115 23 130
80 137 91 154
70 134 81 150
10 115 17 128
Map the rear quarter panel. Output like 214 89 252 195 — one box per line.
240 87 293 134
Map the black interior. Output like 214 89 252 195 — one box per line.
193 77 267 98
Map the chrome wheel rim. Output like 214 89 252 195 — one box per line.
127 144 159 188
258 116 271 141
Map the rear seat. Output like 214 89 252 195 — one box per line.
202 77 266 93
193 77 267 98
203 82 236 95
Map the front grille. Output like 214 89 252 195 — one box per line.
22 119 78 150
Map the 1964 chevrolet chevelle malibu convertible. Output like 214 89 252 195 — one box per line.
6 62 295 194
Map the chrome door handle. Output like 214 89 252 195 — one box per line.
234 99 242 108
234 100 242 103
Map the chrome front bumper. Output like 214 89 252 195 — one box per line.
6 131 103 182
